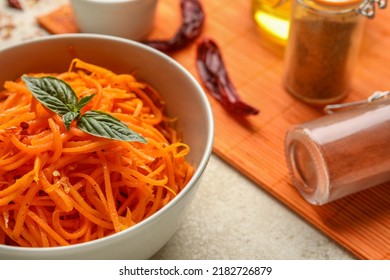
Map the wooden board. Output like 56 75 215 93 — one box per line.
38 0 390 259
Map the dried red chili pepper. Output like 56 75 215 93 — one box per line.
143 0 205 52
196 38 259 117
7 0 23 10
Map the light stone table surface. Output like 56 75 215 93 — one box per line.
0 0 354 260
152 155 354 260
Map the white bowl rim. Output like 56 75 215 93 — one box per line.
0 34 214 254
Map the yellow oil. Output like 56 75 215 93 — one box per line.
252 0 292 46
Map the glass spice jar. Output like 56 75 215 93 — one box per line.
283 0 366 105
285 92 390 205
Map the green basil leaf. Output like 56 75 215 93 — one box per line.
22 76 78 116
77 110 147 143
23 76 146 144
62 111 79 130
77 94 95 111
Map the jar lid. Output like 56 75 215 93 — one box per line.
314 0 388 18
313 0 361 7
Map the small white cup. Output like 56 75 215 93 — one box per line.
70 0 158 40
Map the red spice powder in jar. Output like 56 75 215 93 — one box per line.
285 96 390 205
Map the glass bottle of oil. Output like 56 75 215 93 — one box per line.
251 0 292 46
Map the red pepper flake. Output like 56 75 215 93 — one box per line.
20 122 29 130
19 122 29 135
7 0 23 10
196 38 259 117
143 0 205 52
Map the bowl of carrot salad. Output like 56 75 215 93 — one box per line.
0 34 214 259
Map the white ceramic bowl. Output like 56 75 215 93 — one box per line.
69 0 158 40
0 34 214 259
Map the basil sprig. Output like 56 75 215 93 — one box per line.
22 76 146 143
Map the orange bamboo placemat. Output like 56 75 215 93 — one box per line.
38 0 390 259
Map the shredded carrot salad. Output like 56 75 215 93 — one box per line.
0 59 193 247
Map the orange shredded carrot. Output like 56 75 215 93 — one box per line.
0 58 194 247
